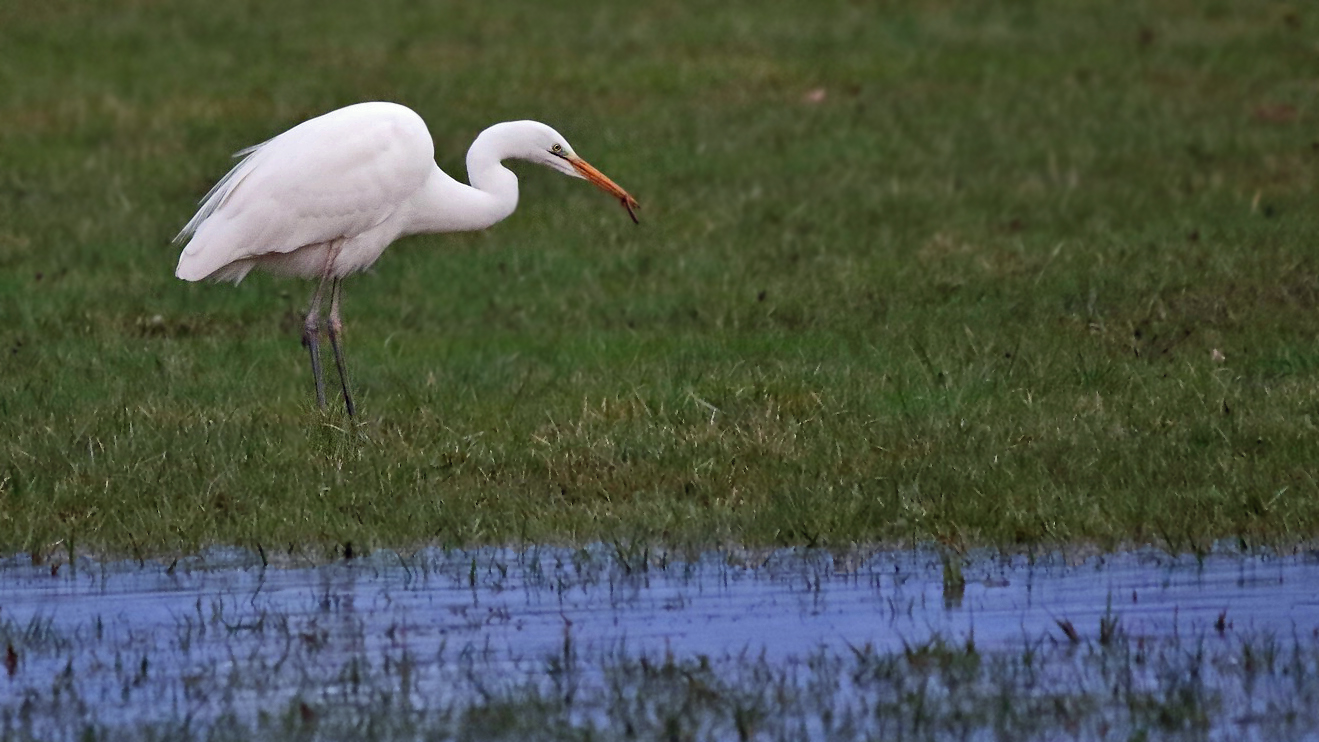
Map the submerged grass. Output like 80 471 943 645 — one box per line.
6 591 1319 741
2 0 1319 556
4 546 1319 741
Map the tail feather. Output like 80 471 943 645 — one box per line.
174 140 273 282
175 140 269 246
175 217 258 283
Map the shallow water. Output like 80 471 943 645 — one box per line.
3 545 1319 739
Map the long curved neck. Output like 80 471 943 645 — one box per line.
404 124 528 235
460 126 521 227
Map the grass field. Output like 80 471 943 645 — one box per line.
1 0 1317 559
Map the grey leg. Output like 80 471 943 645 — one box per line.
302 272 333 409
327 278 356 418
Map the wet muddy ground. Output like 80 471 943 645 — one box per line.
3 545 1319 740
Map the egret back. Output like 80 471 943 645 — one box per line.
174 102 437 282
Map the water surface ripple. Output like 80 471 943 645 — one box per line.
2 545 1318 738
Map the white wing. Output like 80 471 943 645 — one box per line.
175 102 435 281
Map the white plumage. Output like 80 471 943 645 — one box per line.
175 101 638 416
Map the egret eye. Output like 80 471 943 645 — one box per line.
551 143 564 154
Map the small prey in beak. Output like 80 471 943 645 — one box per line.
564 153 640 224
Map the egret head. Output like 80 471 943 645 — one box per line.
487 121 640 223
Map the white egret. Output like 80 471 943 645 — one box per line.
175 101 639 417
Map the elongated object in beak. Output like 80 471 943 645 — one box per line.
568 155 640 224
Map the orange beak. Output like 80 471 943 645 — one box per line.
567 154 640 224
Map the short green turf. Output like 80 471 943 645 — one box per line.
1 0 1317 558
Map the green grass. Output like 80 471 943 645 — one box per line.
2 0 1318 557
